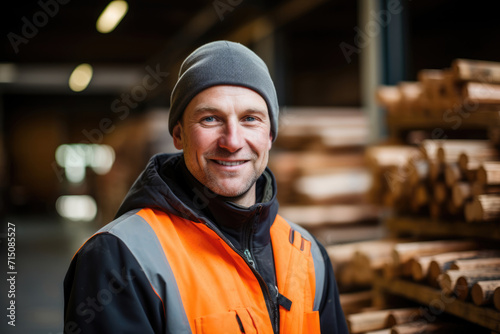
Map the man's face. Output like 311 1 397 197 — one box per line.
173 85 273 207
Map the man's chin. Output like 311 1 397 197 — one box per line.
210 182 253 200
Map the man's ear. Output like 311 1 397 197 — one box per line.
172 122 183 150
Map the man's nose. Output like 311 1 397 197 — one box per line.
218 120 244 153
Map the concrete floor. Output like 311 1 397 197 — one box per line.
1 216 95 334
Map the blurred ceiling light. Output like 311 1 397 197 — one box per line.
96 1 129 33
56 195 97 222
0 63 16 83
69 63 93 92
55 144 116 183
89 144 116 175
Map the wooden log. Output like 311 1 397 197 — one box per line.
410 184 429 212
366 330 391 334
435 140 491 164
494 286 500 311
471 280 500 306
428 160 443 183
458 148 499 173
353 241 397 270
427 250 500 287
442 68 462 108
390 321 467 334
452 58 500 84
385 308 423 327
339 290 373 315
294 168 371 204
275 108 369 150
465 194 500 222
455 271 500 301
407 159 430 187
347 307 424 333
346 309 391 333
433 182 448 204
339 260 375 287
438 269 500 295
471 182 500 196
463 82 500 104
477 162 500 186
444 163 462 187
327 240 398 270
454 269 500 301
452 182 472 208
418 69 446 112
429 202 445 221
338 240 401 286
419 140 443 161
392 241 477 280
450 257 500 271
376 86 401 115
393 240 477 266
446 198 461 217
366 146 422 170
398 82 422 114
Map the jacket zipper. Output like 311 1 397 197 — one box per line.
201 205 279 334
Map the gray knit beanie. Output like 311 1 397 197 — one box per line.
169 40 279 141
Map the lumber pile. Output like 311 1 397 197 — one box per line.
273 107 370 151
366 140 500 222
331 237 500 313
269 108 384 245
368 59 500 333
327 239 401 288
377 59 500 118
346 306 483 334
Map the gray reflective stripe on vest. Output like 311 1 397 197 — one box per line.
98 209 192 334
286 220 325 312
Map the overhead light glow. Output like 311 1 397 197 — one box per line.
56 195 97 222
0 63 16 83
96 1 129 33
69 63 93 92
55 144 116 183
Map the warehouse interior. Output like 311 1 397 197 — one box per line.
2 0 500 333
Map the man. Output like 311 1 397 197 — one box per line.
64 40 347 334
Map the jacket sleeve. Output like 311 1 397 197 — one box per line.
63 233 164 334
316 240 349 334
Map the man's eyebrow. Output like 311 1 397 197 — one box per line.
192 106 268 115
192 106 220 114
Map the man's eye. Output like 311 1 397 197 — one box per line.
202 116 216 122
244 116 256 122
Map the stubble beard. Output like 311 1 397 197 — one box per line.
203 167 261 201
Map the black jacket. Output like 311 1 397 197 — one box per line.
64 153 348 333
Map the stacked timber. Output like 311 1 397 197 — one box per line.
269 108 384 248
378 58 500 119
326 239 400 288
346 307 483 334
371 59 500 333
366 140 500 221
346 307 422 333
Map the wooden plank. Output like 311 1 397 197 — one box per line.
374 276 500 331
386 110 500 132
386 216 500 241
452 59 500 84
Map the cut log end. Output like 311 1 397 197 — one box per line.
494 287 500 311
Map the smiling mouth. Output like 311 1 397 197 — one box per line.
214 160 246 166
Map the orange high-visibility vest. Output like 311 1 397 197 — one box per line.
98 208 324 333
